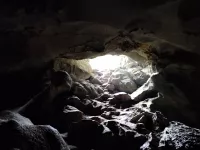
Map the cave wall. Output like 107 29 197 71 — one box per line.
1 0 200 73
1 0 200 110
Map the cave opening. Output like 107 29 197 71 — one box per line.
2 0 200 149
54 54 152 97
88 54 152 94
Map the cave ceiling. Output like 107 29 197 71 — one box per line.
0 0 200 72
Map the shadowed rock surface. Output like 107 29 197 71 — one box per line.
1 0 200 150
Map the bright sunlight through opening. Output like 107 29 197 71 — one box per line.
89 54 134 71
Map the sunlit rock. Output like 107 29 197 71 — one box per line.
105 83 115 92
131 70 150 86
133 73 199 127
54 58 92 80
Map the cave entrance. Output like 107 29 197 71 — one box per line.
54 54 151 96
88 54 151 94
89 54 134 71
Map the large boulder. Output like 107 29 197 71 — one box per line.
109 92 135 108
67 120 103 150
62 105 83 123
110 69 137 93
100 120 147 150
105 83 115 92
54 58 92 80
89 76 102 85
132 73 200 128
158 121 200 150
0 118 69 150
51 105 83 132
80 81 99 98
50 70 73 94
66 96 104 116
131 70 150 86
71 82 88 99
0 110 33 126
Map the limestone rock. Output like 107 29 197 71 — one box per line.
132 70 150 86
0 120 69 150
66 96 104 116
87 116 107 123
0 110 33 126
110 70 137 93
66 96 89 113
133 73 200 128
101 120 147 150
54 58 92 80
113 92 132 102
159 121 200 150
131 77 156 102
105 83 115 92
97 92 112 102
50 70 73 94
118 78 137 93
152 111 169 132
80 81 99 98
89 76 102 85
109 92 135 108
71 82 88 99
67 120 103 150
94 84 104 94
62 105 83 123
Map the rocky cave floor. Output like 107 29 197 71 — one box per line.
1 59 200 150
59 62 200 150
1 0 200 149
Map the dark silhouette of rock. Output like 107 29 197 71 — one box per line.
67 119 103 150
0 111 69 150
101 120 147 150
71 82 88 99
0 120 69 150
17 70 73 124
109 92 137 108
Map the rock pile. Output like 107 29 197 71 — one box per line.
0 70 200 150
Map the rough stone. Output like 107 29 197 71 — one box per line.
132 70 150 86
0 119 69 150
109 92 135 108
114 92 132 102
152 111 169 132
110 70 137 93
54 58 92 80
67 119 103 150
101 120 147 150
80 80 99 98
62 105 83 123
98 92 112 102
71 82 88 99
130 73 200 128
94 84 104 94
159 121 200 150
105 83 115 92
89 76 102 85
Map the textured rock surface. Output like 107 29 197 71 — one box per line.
0 112 69 150
110 69 138 93
1 0 200 149
159 121 200 150
132 73 200 128
54 58 92 80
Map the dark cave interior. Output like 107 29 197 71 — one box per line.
1 0 200 150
